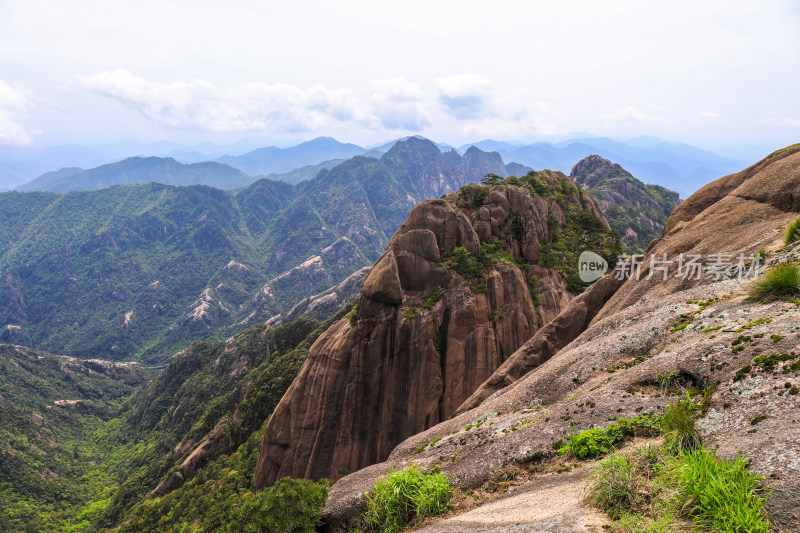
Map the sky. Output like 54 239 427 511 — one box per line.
1 0 799 152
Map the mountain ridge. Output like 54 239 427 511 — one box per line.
0 137 528 364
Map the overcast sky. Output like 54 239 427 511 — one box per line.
1 0 798 151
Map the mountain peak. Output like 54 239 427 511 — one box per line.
571 155 680 253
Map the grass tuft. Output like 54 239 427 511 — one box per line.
749 262 800 299
361 464 452 533
785 217 800 245
660 396 700 452
587 399 771 533
589 453 647 518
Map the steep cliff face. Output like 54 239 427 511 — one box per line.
253 170 619 488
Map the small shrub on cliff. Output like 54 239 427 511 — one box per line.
347 303 360 326
441 246 484 278
749 262 800 299
785 217 800 245
362 464 452 533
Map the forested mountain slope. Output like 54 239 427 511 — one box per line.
0 138 521 364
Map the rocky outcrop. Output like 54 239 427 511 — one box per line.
253 171 618 488
280 267 371 324
321 145 800 531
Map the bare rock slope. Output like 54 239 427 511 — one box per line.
323 145 800 531
253 171 619 488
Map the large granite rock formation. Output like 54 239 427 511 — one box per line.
321 145 800 531
253 171 618 488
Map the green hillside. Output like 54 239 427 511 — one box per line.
571 154 681 253
0 344 152 532
0 138 515 364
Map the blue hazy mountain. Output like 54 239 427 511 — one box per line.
17 157 255 192
263 150 383 185
0 144 112 190
215 136 367 176
0 137 286 190
369 136 455 153
460 137 747 196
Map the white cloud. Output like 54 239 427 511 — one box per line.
698 111 722 119
82 69 373 133
435 74 493 120
613 106 672 123
368 78 430 130
0 79 33 145
760 116 800 127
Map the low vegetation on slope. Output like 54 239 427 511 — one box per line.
588 398 770 533
475 170 623 292
0 344 152 532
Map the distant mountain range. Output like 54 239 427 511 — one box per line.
0 138 525 364
16 157 255 192
462 137 745 197
215 136 367 176
4 135 753 196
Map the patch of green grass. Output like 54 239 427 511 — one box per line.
749 263 800 299
559 416 660 459
771 143 800 157
361 464 452 533
671 314 693 332
667 448 769 532
588 453 646 518
785 217 800 245
735 317 773 331
653 368 681 389
590 444 770 533
753 351 798 372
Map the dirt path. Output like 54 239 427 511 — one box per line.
415 469 609 532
